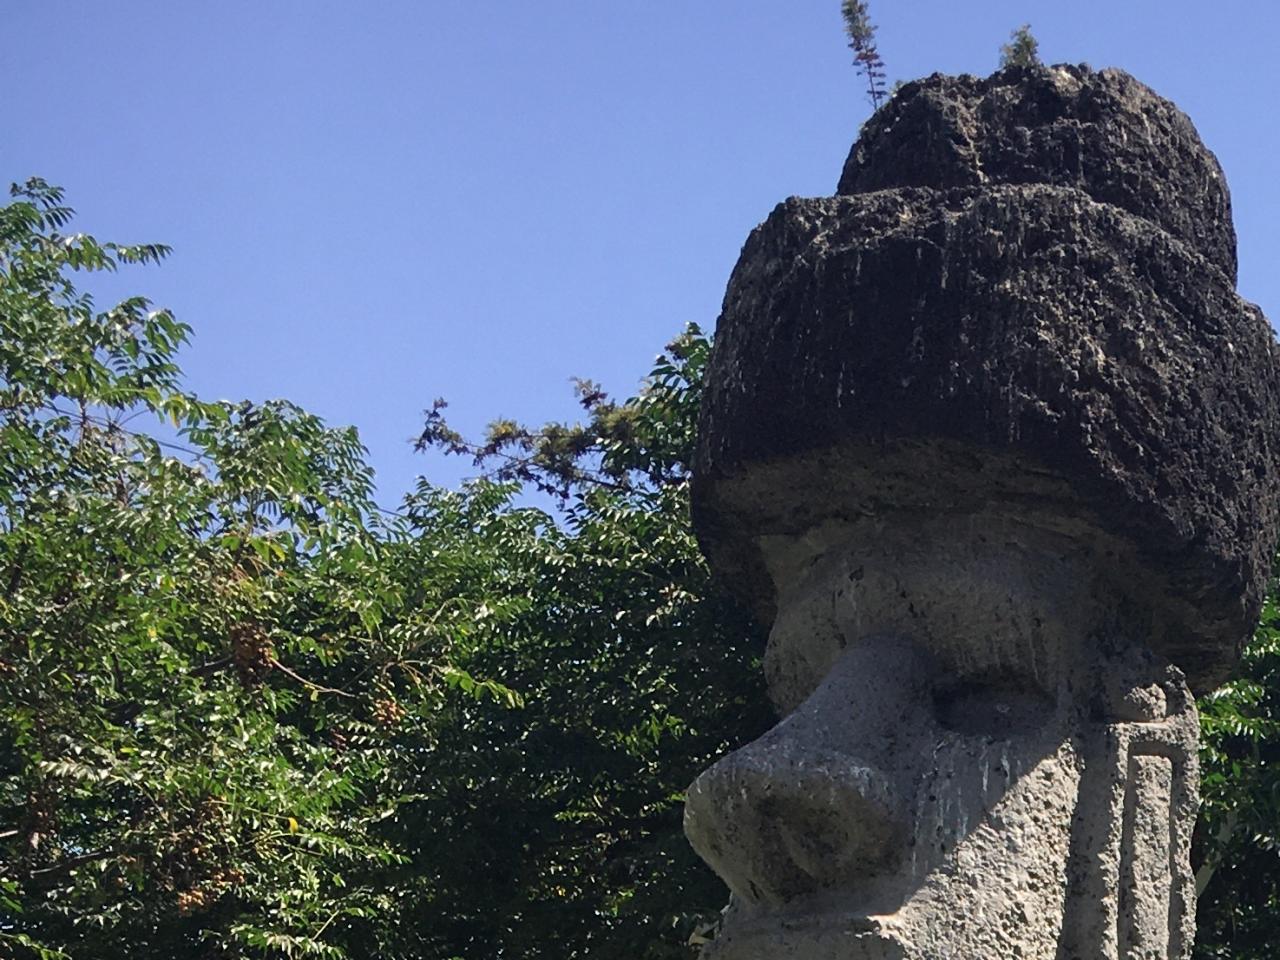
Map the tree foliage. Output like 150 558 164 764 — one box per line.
0 178 410 959
1194 595 1280 958
999 24 1042 69
0 181 769 959
3 175 1280 959
841 0 889 109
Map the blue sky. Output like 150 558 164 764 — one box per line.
5 2 1278 502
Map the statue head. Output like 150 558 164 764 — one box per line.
684 65 1280 959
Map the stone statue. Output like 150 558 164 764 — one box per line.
683 65 1280 960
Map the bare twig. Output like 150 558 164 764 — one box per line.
270 658 356 699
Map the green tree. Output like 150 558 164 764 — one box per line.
1000 24 1042 68
1193 594 1280 959
381 327 771 958
8 174 1280 960
0 180 769 959
0 178 414 959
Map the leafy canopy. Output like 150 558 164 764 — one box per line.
1000 24 1042 69
0 180 768 959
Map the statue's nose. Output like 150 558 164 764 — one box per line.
683 736 903 908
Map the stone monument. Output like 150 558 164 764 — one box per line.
683 65 1280 959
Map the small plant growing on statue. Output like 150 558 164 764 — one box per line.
1000 23 1042 68
841 0 889 108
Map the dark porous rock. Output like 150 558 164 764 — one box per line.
838 65 1238 281
695 72 1280 690
688 67 1276 960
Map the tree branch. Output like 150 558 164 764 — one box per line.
270 658 356 699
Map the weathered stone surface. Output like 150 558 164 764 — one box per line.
694 172 1280 695
684 64 1280 960
684 524 1201 958
838 65 1238 279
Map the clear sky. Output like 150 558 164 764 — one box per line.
5 2 1278 502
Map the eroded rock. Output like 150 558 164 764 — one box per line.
684 65 1280 960
838 65 1237 279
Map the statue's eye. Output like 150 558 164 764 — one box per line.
931 678 1054 737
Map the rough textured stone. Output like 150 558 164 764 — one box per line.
695 162 1280 696
684 524 1200 958
683 64 1280 960
838 65 1238 280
